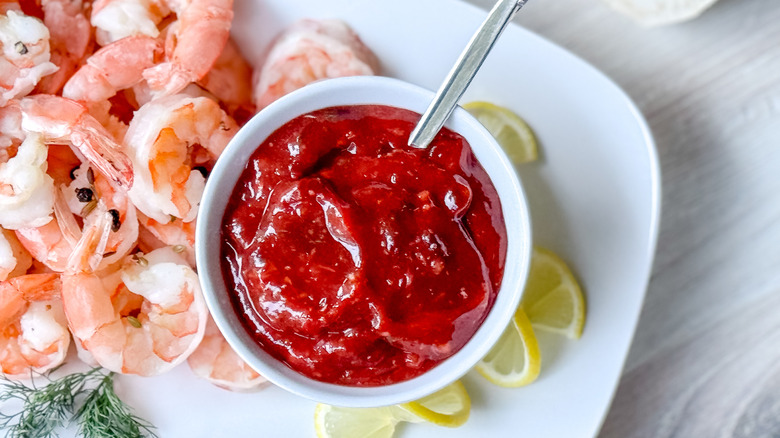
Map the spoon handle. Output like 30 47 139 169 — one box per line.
408 0 528 149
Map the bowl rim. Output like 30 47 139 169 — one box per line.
196 75 532 407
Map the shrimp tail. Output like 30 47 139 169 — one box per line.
53 184 81 247
70 119 135 189
66 204 112 274
19 95 135 189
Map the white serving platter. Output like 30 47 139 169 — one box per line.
53 0 660 436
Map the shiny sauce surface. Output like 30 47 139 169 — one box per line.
221 105 507 386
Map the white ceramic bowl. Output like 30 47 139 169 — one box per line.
196 76 532 407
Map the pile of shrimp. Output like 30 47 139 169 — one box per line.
0 0 379 392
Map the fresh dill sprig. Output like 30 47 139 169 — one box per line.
0 368 101 438
0 368 157 438
75 372 157 438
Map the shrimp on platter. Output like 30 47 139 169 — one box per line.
90 0 170 46
14 185 80 273
0 10 59 106
188 316 268 392
34 0 93 95
89 0 234 97
143 0 234 97
62 35 163 104
66 163 138 264
19 94 134 189
62 207 207 376
253 19 380 109
137 212 195 267
0 102 55 231
124 93 238 224
0 273 70 379
62 35 164 140
0 226 32 281
16 162 139 273
196 37 255 124
0 1 21 13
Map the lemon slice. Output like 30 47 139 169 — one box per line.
600 0 719 26
463 101 538 165
522 247 586 339
314 381 470 437
475 307 541 387
400 380 471 427
314 404 418 438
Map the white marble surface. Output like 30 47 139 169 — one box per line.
466 0 780 436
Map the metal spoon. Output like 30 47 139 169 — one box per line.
408 0 529 149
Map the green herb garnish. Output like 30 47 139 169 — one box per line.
75 373 156 438
0 368 157 438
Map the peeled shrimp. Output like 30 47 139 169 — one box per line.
0 1 20 13
65 163 138 265
138 212 195 266
62 35 163 103
0 10 59 106
16 164 138 272
0 102 55 230
35 0 93 95
62 210 207 376
0 273 69 379
91 0 170 46
124 94 238 223
197 38 255 123
143 0 233 96
0 227 31 281
19 94 134 188
253 19 380 109
187 317 268 392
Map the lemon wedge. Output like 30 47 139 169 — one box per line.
463 101 538 165
399 380 471 427
314 381 471 438
475 307 541 387
314 404 417 438
522 247 586 339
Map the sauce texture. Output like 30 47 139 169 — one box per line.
221 105 507 386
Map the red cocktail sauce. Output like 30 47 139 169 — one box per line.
221 105 507 386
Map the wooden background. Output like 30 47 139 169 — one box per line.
466 0 780 436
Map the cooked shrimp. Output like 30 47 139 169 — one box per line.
0 273 69 379
142 0 233 96
62 210 208 376
91 0 169 46
124 94 238 223
66 163 139 265
187 316 268 392
62 35 163 103
0 227 31 281
138 212 195 266
35 0 93 95
0 103 55 230
17 164 138 272
197 38 255 124
19 94 134 188
0 1 20 13
0 0 23 14
253 19 380 109
0 10 58 106
15 220 71 272
15 182 84 272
